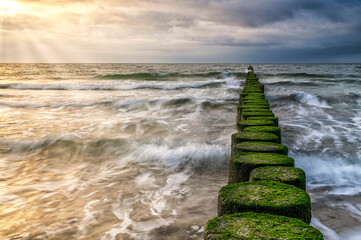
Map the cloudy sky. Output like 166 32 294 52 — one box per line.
1 0 360 63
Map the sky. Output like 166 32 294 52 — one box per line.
0 0 360 63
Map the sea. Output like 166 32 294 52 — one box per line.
0 63 360 240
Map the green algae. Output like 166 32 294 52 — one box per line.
231 132 279 154
229 152 295 183
204 212 323 240
241 112 275 121
237 120 275 132
240 91 264 98
243 126 281 142
241 93 265 99
250 166 306 190
243 85 264 92
233 141 288 155
248 116 279 127
241 95 266 104
238 105 270 110
218 181 311 223
242 99 269 103
242 109 273 113
242 89 263 93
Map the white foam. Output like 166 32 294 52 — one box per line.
296 92 331 108
311 218 341 240
127 142 228 170
296 155 361 196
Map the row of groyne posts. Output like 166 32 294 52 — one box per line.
203 67 324 239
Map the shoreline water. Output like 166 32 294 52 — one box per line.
0 63 360 239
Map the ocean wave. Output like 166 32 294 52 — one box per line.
0 79 228 91
124 80 224 90
265 80 327 87
2 137 131 160
296 154 361 197
126 142 229 172
268 91 332 108
264 72 335 78
96 72 245 80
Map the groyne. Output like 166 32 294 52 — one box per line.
203 67 324 239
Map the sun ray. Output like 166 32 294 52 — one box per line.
0 0 21 15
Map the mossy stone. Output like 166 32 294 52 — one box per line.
240 91 264 98
218 181 311 223
243 126 281 143
237 109 273 121
237 120 275 132
241 93 265 99
240 106 271 111
246 74 258 80
204 212 323 240
240 95 266 105
231 132 279 155
237 105 270 117
246 80 260 85
233 141 288 155
248 116 279 127
229 152 294 183
243 85 264 92
245 82 263 87
240 98 269 105
250 166 306 190
241 111 275 121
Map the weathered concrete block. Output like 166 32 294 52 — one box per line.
237 105 270 120
229 152 294 183
243 85 264 92
218 181 312 223
241 93 265 99
248 116 279 127
233 141 288 155
250 166 306 190
241 111 274 121
204 212 323 240
237 120 275 132
243 126 281 143
241 99 269 105
240 90 264 98
231 132 279 155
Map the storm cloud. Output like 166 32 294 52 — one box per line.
1 0 360 62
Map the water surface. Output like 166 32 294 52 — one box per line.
0 63 360 239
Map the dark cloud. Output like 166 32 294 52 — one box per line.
1 0 361 62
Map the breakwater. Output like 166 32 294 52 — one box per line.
204 67 324 239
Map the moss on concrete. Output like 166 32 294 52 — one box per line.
243 85 264 92
229 153 295 183
218 181 311 223
238 104 270 110
250 166 306 190
243 126 281 143
241 111 275 121
242 89 263 93
240 95 266 104
237 120 275 132
242 109 273 113
245 82 263 87
241 93 265 99
204 212 323 240
248 116 279 127
231 132 279 154
237 109 273 121
241 91 264 98
242 99 269 104
237 104 270 111
234 141 288 155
